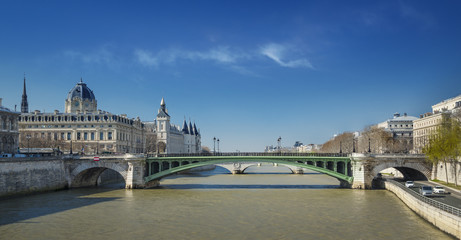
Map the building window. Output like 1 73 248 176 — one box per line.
77 132 81 140
84 132 88 140
91 132 95 140
108 132 112 140
67 132 71 140
100 132 104 140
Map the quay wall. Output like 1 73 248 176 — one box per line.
385 181 461 239
0 157 68 198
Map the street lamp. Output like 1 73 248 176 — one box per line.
277 136 282 153
339 141 342 154
70 140 73 155
26 134 31 156
368 138 371 153
353 139 356 153
217 138 220 154
213 137 216 154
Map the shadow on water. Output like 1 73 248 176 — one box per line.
0 187 121 226
156 184 339 189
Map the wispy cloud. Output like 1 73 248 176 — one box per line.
64 46 118 66
260 43 314 69
134 46 248 67
398 2 435 29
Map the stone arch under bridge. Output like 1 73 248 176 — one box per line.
68 161 129 188
372 161 432 180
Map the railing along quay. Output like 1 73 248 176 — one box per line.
387 179 461 217
147 152 349 158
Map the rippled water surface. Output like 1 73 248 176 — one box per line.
0 165 455 239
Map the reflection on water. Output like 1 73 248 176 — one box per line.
0 165 455 240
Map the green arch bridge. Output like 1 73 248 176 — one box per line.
145 152 353 185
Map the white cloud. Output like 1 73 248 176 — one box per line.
260 43 314 69
134 46 247 67
134 49 158 67
64 46 116 66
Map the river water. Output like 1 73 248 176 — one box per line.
0 164 455 239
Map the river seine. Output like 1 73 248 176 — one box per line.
0 164 454 239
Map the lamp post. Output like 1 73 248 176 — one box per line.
353 139 356 153
213 137 216 154
26 134 31 156
277 136 282 153
368 138 371 153
217 138 220 154
70 140 73 155
339 141 342 154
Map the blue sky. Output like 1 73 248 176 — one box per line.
1 0 461 152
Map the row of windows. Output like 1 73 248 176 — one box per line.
389 124 413 128
20 114 141 127
29 131 113 141
26 124 112 129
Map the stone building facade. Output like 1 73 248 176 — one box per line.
153 98 201 154
0 98 20 154
18 80 145 154
413 94 461 153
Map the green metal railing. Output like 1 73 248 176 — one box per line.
145 153 352 184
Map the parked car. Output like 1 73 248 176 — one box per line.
405 181 414 187
433 186 445 194
419 186 433 196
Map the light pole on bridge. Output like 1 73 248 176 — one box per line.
26 134 31 156
213 137 216 154
339 141 342 154
368 138 371 153
277 136 282 153
217 138 220 154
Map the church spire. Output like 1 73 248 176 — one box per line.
21 73 29 113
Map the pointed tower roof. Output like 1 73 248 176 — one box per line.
189 121 194 135
193 123 199 136
21 73 29 113
157 97 170 118
182 119 189 134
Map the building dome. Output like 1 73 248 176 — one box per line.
66 79 96 102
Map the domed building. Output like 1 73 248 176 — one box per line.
65 79 97 113
18 79 146 154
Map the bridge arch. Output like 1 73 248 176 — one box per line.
372 162 431 181
70 162 128 188
145 156 353 187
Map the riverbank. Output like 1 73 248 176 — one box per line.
384 180 461 239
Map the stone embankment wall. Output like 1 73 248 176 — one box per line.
433 162 461 186
385 181 461 239
0 157 68 198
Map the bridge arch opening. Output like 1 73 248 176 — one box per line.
378 167 428 181
242 163 293 174
71 167 126 188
